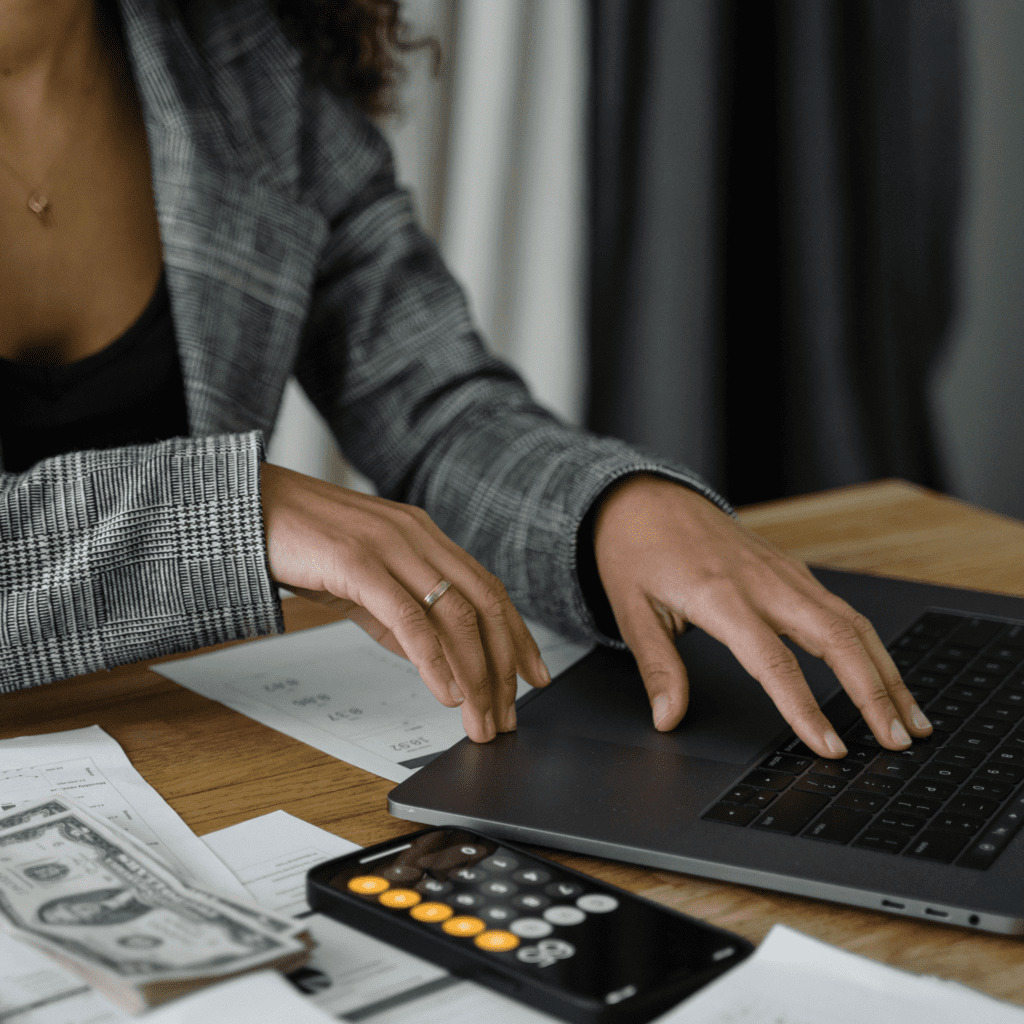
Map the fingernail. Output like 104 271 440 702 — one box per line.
910 704 932 731
652 695 670 728
824 730 847 757
484 709 496 740
505 706 517 731
891 719 911 747
448 681 463 704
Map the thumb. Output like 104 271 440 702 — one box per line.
615 596 690 731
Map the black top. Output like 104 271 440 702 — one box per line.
0 272 189 473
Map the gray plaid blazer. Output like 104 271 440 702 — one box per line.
0 0 730 692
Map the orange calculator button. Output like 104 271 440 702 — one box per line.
442 916 486 938
474 930 520 952
378 889 422 909
348 876 390 895
410 902 453 923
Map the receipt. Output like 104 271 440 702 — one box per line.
156 618 591 782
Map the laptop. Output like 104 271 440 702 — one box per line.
389 568 1024 936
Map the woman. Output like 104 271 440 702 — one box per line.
0 0 931 755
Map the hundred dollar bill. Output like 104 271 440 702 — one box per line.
0 799 311 1009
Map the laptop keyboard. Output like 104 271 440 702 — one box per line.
702 611 1024 869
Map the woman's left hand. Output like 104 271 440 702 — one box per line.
592 475 933 759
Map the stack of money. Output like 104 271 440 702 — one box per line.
0 798 313 1013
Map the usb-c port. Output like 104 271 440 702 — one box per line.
924 907 949 918
881 900 905 909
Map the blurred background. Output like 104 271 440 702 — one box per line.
268 0 1024 520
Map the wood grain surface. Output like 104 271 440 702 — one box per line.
3 479 1024 1004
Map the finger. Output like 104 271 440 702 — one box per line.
614 594 690 731
343 565 465 714
765 590 921 750
699 599 849 759
345 605 408 660
811 590 933 737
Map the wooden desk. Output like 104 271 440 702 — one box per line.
3 480 1024 1004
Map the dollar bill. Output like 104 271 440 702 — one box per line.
0 801 306 983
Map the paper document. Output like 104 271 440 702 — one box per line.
654 923 1024 1024
0 727 247 899
157 618 592 783
202 811 558 1022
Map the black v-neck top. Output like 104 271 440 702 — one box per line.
0 272 190 473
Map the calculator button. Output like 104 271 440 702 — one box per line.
380 864 422 883
348 875 390 895
453 867 487 882
544 906 586 926
480 880 518 898
442 916 486 937
451 892 486 909
416 878 452 896
511 869 551 885
512 893 550 911
474 929 520 952
576 894 618 913
378 889 421 909
410 902 453 923
481 904 516 924
544 881 583 900
517 939 576 965
480 853 519 872
510 917 553 939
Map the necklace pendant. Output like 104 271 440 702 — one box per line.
27 192 50 219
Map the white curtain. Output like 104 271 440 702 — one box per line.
267 0 588 488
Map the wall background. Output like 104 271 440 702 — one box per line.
269 0 1024 523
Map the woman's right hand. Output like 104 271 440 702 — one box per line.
259 463 550 742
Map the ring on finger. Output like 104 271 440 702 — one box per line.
423 579 453 609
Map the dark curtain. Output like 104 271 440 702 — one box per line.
586 0 963 506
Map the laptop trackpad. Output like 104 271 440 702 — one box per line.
519 628 844 766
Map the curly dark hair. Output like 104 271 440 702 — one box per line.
271 0 440 118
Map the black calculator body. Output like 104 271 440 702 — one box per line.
307 827 752 1024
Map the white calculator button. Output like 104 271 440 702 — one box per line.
576 894 618 913
543 906 586 926
510 917 553 939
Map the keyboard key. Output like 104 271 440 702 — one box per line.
958 837 1005 870
931 814 982 835
842 744 880 765
989 691 1024 709
752 791 829 835
948 732 998 753
963 718 1011 738
918 762 971 784
850 775 903 796
803 807 872 844
958 673 1003 690
935 644 977 662
919 714 960 734
892 651 923 671
945 795 1000 819
988 645 1024 665
905 671 954 689
836 790 888 813
959 778 1012 800
808 759 862 779
895 636 935 653
761 753 813 774
740 769 792 791
950 618 1003 649
722 785 756 803
793 774 847 797
924 698 973 719
990 748 1024 766
884 746 933 763
931 747 985 769
978 705 1024 724
943 685 988 704
744 790 777 809
777 737 817 757
903 829 969 863
921 659 966 677
842 727 881 748
1001 734 1024 750
967 657 1014 676
865 756 919 781
974 763 1024 784
889 795 941 818
905 685 939 706
872 811 925 836
905 777 958 801
915 613 960 637
852 828 908 854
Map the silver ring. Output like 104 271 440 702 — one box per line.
423 579 452 608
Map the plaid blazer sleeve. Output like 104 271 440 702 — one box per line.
0 433 283 692
293 97 733 646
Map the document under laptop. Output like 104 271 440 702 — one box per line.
389 569 1024 936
